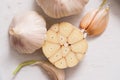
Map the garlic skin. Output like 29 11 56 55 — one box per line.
80 7 109 36
36 61 65 80
36 0 89 18
9 11 47 54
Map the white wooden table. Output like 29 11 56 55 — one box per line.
0 0 120 80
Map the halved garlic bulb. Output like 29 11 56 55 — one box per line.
9 11 47 54
36 0 89 18
42 22 88 69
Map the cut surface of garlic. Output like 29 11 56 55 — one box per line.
42 22 88 69
80 0 109 36
9 11 47 54
36 0 89 18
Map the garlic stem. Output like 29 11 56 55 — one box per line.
106 6 110 11
99 0 107 9
13 60 65 80
13 60 38 75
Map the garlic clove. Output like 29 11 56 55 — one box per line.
87 7 109 36
13 60 65 80
9 11 47 54
37 61 65 80
36 0 89 18
80 0 109 36
80 9 99 29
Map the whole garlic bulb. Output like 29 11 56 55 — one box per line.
9 11 47 54
36 0 89 18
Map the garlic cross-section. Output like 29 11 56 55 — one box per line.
42 22 88 69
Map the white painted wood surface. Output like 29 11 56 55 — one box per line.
0 0 120 80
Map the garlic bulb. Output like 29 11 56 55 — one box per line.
13 60 65 80
36 0 89 18
80 0 109 36
9 11 47 54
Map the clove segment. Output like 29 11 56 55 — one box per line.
13 60 65 80
80 0 109 36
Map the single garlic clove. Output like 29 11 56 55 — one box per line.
37 61 65 80
80 9 99 29
87 7 109 36
9 11 47 54
36 0 89 18
80 0 109 36
13 60 65 80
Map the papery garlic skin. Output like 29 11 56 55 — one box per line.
9 11 47 54
80 7 109 36
36 0 89 18
37 61 65 80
